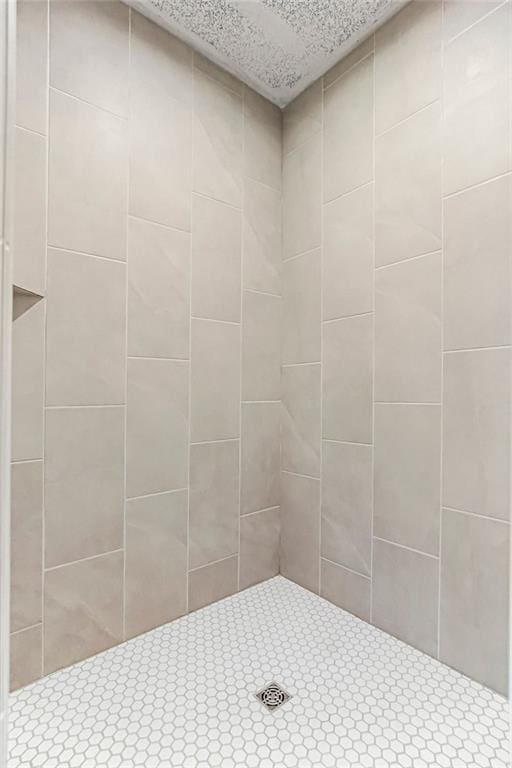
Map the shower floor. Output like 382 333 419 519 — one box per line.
9 576 509 768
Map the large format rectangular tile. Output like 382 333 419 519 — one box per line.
282 250 321 365
188 555 238 613
320 559 371 622
242 291 281 402
443 0 501 41
11 301 44 461
189 440 239 569
443 349 510 520
10 625 42 692
322 316 373 444
321 441 372 576
239 508 280 591
16 0 48 134
374 405 441 555
125 490 187 638
45 407 124 568
11 461 42 633
243 178 281 296
48 89 127 260
44 551 123 675
46 249 126 406
280 472 320 594
282 133 321 259
190 320 240 443
324 55 373 201
375 252 442 403
281 364 321 477
440 509 509 694
128 216 190 359
241 403 280 515
283 80 322 157
244 88 281 191
126 358 188 498
192 195 241 322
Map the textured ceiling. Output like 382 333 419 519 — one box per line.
125 0 407 107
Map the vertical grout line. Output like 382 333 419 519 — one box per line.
237 87 245 593
369 33 376 624
318 78 324 596
437 0 445 661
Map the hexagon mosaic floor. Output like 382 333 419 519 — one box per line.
9 576 510 767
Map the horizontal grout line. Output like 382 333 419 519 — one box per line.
45 404 125 410
323 48 375 93
442 506 510 526
244 287 281 299
444 345 511 354
444 0 509 45
321 557 371 581
190 438 239 446
127 355 189 362
128 213 190 236
323 311 373 324
375 98 439 139
323 179 373 206
373 536 439 561
282 469 320 482
443 170 512 201
15 123 46 139
375 248 442 271
45 548 124 573
10 622 43 637
240 505 280 518
191 316 240 326
126 488 188 503
242 400 280 405
323 438 372 447
282 126 322 161
188 552 238 573
243 174 281 195
282 246 320 264
47 243 126 265
11 457 43 465
193 59 244 101
282 361 321 368
49 85 128 121
192 190 242 212
374 401 441 406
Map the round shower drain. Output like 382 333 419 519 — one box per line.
255 682 291 710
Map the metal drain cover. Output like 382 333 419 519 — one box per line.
255 682 291 711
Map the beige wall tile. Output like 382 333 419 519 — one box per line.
283 250 321 365
128 217 190 359
46 249 125 406
280 472 320 594
126 359 188 498
11 461 42 632
244 88 281 191
48 89 127 260
282 364 321 477
44 551 123 675
374 405 441 556
440 509 509 695
322 316 373 444
45 407 124 568
320 559 371 622
324 37 374 89
443 4 511 195
324 55 373 201
192 195 241 322
190 319 240 442
11 301 44 461
323 183 373 321
372 538 439 657
375 252 442 403
443 349 510 521
444 175 511 351
243 178 281 296
239 508 280 591
194 52 242 95
50 0 129 116
125 490 187 638
375 1 441 134
283 133 321 259
375 102 441 267
283 80 322 157
194 70 243 207
189 441 239 569
16 0 48 134
443 0 501 42
10 625 42 691
321 441 372 576
13 127 46 295
242 291 281 402
241 403 280 515
188 555 238 613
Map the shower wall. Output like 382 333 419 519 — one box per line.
281 0 511 695
10 0 281 689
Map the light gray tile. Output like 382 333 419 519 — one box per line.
440 509 509 695
45 407 124 568
50 0 129 116
321 441 372 576
244 87 281 191
189 441 239 569
241 403 280 516
126 359 188 499
323 316 373 444
443 0 501 42
10 461 42 633
192 195 241 322
10 625 42 691
375 252 442 403
372 538 439 657
375 102 441 267
375 1 441 134
323 183 373 321
280 472 320 594
320 559 371 622
16 0 48 134
48 89 127 260
194 52 242 95
243 178 281 296
444 175 511 351
282 249 321 365
46 249 125 406
242 291 281 402
190 319 240 443
443 349 510 521
125 490 187 638
44 551 123 675
188 556 238 613
281 364 321 477
128 216 190 359
283 133 321 259
374 405 441 555
324 54 373 201
324 36 374 89
283 79 322 157
11 300 44 461
239 508 280 591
